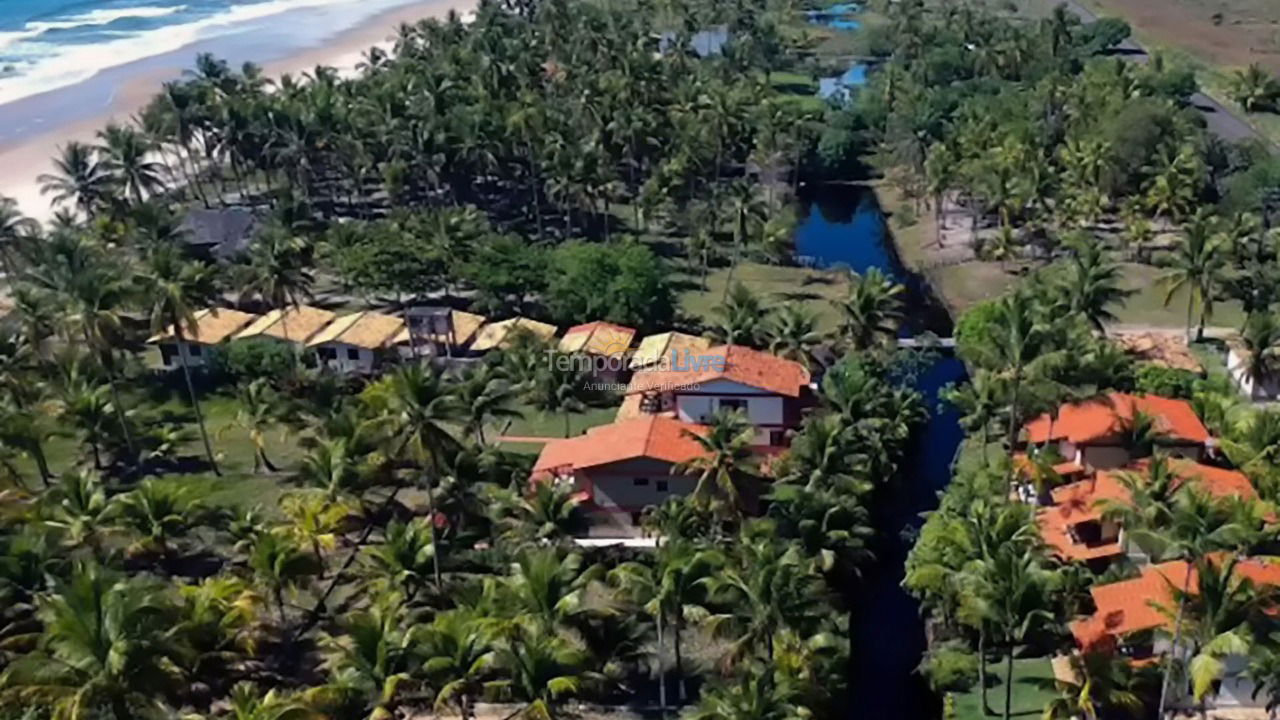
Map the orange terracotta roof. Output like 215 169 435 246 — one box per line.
1095 460 1257 503
1037 511 1124 562
1071 556 1280 648
558 322 637 357
531 416 709 476
1023 392 1209 446
625 344 810 397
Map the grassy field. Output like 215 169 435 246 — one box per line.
952 657 1060 720
677 261 850 332
497 403 619 439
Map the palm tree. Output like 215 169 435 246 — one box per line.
108 478 212 564
220 379 284 474
221 682 320 720
526 359 593 439
1058 241 1129 332
965 544 1056 720
701 537 828 667
496 548 601 631
1236 312 1280 395
37 142 112 217
279 493 350 576
709 283 770 349
0 195 38 277
677 409 758 519
685 672 799 720
41 469 113 556
489 480 587 545
610 539 721 704
981 291 1059 475
247 531 320 626
1041 651 1150 720
362 518 436 601
0 563 187 720
1226 64 1280 113
1160 210 1227 342
138 244 221 473
240 226 315 356
372 364 463 586
765 304 823 369
943 369 1003 468
97 124 167 205
296 437 364 501
320 591 418 720
456 364 523 444
487 622 599 720
833 267 905 351
420 609 494 720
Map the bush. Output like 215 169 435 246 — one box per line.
1134 364 1200 399
208 338 297 385
919 642 979 693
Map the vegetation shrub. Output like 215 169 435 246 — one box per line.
919 642 980 693
1134 364 1200 399
207 338 297 385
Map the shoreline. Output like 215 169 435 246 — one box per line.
0 0 475 223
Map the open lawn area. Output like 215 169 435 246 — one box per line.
496 403 619 440
953 657 1059 720
678 261 850 332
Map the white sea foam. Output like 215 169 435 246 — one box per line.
0 0 380 106
0 6 188 52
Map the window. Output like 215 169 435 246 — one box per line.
187 344 202 357
347 348 361 361
769 429 786 446
159 343 177 365
629 512 643 526
318 347 337 361
633 477 649 486
656 480 669 492
718 398 748 413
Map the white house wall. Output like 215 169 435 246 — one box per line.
316 343 377 373
157 341 211 369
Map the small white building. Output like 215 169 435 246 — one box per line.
620 344 812 447
147 308 259 369
1226 341 1280 401
306 311 405 373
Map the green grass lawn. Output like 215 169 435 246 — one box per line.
496 403 619 439
679 261 850 333
953 657 1059 720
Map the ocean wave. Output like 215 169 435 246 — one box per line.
0 6 188 52
0 0 380 106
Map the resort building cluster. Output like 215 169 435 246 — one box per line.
1015 391 1276 710
149 305 815 536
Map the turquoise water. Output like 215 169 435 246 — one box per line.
0 0 425 110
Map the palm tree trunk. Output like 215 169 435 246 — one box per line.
1157 561 1194 719
1004 365 1023 489
104 369 136 461
425 451 444 587
1002 643 1015 720
978 626 993 716
175 327 220 476
675 612 687 704
656 601 668 713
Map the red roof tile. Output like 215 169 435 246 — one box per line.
531 416 709 475
1023 393 1209 446
625 344 810 397
1071 556 1280 648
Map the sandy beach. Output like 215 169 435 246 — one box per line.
0 0 475 223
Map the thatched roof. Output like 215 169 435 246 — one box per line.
559 321 637 357
148 307 259 345
307 311 405 350
629 331 712 369
1112 332 1203 373
234 306 337 344
470 317 558 352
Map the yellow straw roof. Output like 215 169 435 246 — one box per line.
306 311 405 350
470 317 558 352
234 305 337 344
558 321 637 357
147 308 259 345
629 331 711 369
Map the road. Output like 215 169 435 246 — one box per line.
1060 0 1276 149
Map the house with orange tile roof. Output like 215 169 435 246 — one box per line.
1037 459 1257 568
1022 392 1210 471
531 416 714 536
1070 555 1280 711
621 344 812 447
147 307 260 369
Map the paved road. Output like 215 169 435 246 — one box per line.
1060 0 1276 149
